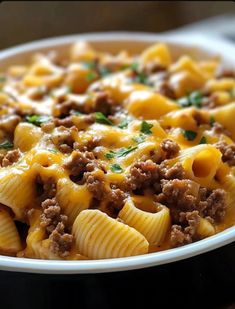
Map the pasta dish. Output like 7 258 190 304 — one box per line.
0 41 235 260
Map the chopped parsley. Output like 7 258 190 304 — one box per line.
86 72 97 82
99 67 111 77
209 115 215 126
134 73 148 85
26 115 51 126
48 149 58 154
110 164 123 173
181 129 197 141
118 118 129 129
95 112 113 126
140 121 153 135
130 62 139 72
0 140 13 150
132 134 146 144
105 146 138 160
82 60 96 70
199 136 207 144
177 91 203 108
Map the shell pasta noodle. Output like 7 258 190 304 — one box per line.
0 41 234 260
72 209 149 259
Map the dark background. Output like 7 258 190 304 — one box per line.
0 1 235 50
1 2 235 309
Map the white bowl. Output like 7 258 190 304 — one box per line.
1 32 235 274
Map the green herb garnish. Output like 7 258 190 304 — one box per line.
199 136 207 144
86 72 97 82
178 91 203 108
0 141 13 150
99 67 111 77
134 73 148 85
48 149 58 154
140 121 153 135
131 62 139 72
132 134 146 144
118 118 129 129
95 112 113 126
105 146 138 160
110 164 123 173
181 129 197 141
209 115 215 126
26 115 51 126
82 60 96 70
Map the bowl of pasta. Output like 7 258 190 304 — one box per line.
0 32 235 273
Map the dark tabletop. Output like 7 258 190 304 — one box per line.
1 242 235 309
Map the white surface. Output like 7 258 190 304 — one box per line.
0 32 235 274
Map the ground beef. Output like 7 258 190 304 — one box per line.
159 162 186 180
157 179 198 213
40 198 73 257
142 62 166 75
36 176 56 201
126 160 160 191
215 67 235 79
212 122 231 137
63 150 103 179
40 198 67 234
201 189 226 222
192 110 209 126
52 126 76 153
84 171 105 201
170 210 200 247
55 100 86 117
93 91 119 115
160 139 180 159
0 149 21 167
73 136 100 152
156 80 176 99
106 185 127 216
215 141 235 165
54 116 74 128
49 222 73 258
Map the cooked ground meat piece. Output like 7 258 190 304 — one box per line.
126 160 160 191
63 150 101 177
212 122 231 137
52 126 76 153
55 98 89 118
159 162 185 180
201 95 218 109
106 185 127 216
160 139 180 159
36 176 56 201
40 197 73 257
215 141 235 165
192 110 209 126
54 116 74 128
73 136 100 152
40 198 67 234
157 179 198 212
156 80 176 99
49 222 73 257
93 91 119 115
142 62 166 75
0 149 21 167
171 210 200 247
215 67 235 79
84 171 105 200
201 189 226 222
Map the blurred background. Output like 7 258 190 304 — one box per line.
0 1 235 50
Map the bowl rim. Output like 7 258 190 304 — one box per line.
1 31 235 274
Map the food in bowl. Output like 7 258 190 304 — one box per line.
0 40 235 260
